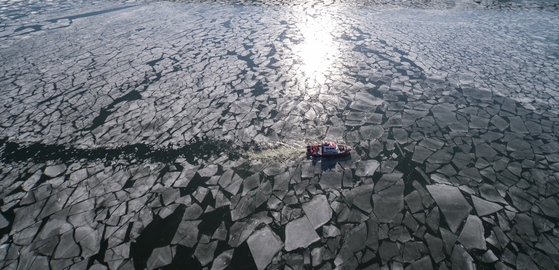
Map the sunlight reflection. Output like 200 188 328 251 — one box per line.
294 9 340 91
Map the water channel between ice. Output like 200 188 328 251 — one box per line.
1 0 559 269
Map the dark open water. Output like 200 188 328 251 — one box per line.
0 0 559 269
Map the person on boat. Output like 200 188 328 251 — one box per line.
310 143 319 154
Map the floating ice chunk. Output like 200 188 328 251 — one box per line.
28 255 49 269
380 160 398 174
222 174 242 196
404 191 423 213
171 221 201 247
508 116 528 134
384 113 402 128
525 121 542 136
345 130 361 142
284 216 320 251
162 171 181 187
369 140 383 158
477 250 498 263
360 125 384 140
479 184 507 204
457 215 486 250
215 191 230 209
22 170 42 191
12 200 46 233
198 165 218 177
471 196 502 216
431 104 457 127
146 246 172 270
392 128 408 144
458 167 482 182
469 115 489 129
326 126 345 140
173 165 200 187
273 171 290 191
490 115 509 131
508 187 535 212
211 249 234 270
514 213 537 242
311 247 324 267
537 197 559 218
451 244 474 270
345 184 374 213
374 173 403 193
212 221 228 241
54 230 80 259
38 217 65 241
439 228 457 256
14 222 41 245
334 243 354 266
235 213 273 247
162 189 180 206
319 171 343 190
402 241 422 263
410 145 432 164
218 170 235 188
426 148 453 164
354 160 380 177
194 240 218 266
516 253 539 270
336 255 358 269
379 241 399 265
75 226 100 258
248 226 283 270
192 186 208 203
426 185 472 233
507 139 531 152
462 87 492 99
425 233 445 263
373 179 404 223
231 197 256 221
183 204 203 220
323 224 341 238
451 153 471 171
350 92 384 111
410 255 432 270
0 213 9 229
345 223 367 253
301 163 318 179
44 165 67 177
39 189 72 220
426 206 440 232
305 108 316 121
501 99 516 113
302 195 332 229
227 221 246 247
264 162 284 176
242 174 260 195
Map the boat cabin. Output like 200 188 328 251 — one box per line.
322 141 339 154
307 141 351 157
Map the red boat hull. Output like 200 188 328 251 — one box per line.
307 143 352 157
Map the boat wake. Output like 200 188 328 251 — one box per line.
240 142 307 162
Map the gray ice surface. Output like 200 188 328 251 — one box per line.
285 216 320 251
0 0 558 269
247 226 283 270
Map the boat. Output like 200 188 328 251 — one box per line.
307 141 352 157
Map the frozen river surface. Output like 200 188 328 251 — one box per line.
1 0 559 269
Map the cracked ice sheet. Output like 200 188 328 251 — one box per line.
1 1 558 150
2 1 559 270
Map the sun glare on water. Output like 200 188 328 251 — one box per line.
294 8 341 90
